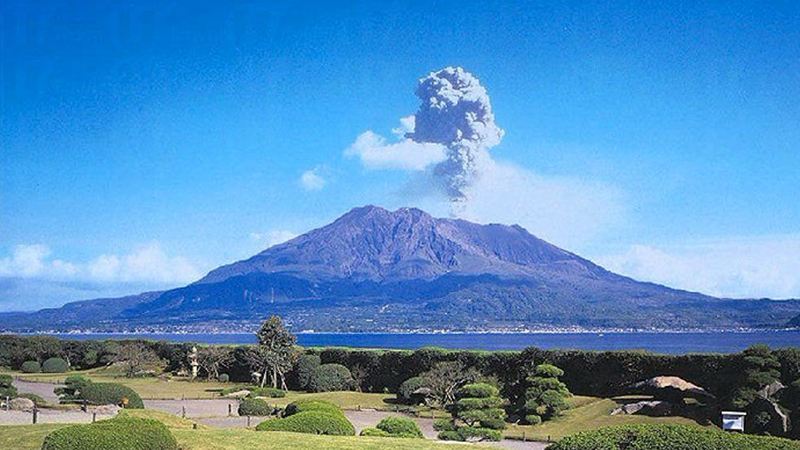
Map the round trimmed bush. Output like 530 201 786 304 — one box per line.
294 354 321 389
283 399 343 418
307 364 354 392
21 360 41 373
374 416 423 438
256 411 355 435
398 376 427 404
218 373 229 383
42 357 69 373
238 398 274 416
547 424 800 450
360 427 391 437
79 383 144 409
41 416 177 450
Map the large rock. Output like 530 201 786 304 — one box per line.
9 397 35 411
629 376 714 402
611 400 672 416
758 381 785 399
93 404 121 415
224 390 250 399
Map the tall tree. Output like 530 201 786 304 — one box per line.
113 343 162 378
421 361 480 408
249 316 298 389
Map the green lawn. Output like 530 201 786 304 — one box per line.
504 395 707 441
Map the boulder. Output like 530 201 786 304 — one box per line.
9 397 35 411
758 381 785 399
612 400 672 416
629 376 714 402
224 390 251 399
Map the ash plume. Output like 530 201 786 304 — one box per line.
406 67 504 210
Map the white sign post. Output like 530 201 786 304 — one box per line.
721 411 746 432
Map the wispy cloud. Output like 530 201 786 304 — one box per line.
299 167 327 191
0 243 202 285
249 230 298 248
597 235 800 299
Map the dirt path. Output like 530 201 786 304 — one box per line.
11 379 62 404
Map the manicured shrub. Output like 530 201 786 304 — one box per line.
373 416 423 438
238 398 274 416
78 382 144 408
283 399 344 418
55 375 90 402
41 415 178 450
21 360 41 373
218 373 229 383
437 383 505 442
42 357 69 373
517 363 571 424
398 376 428 404
0 374 16 398
433 418 456 432
293 354 321 390
249 387 286 398
256 411 355 435
547 424 800 450
307 363 354 392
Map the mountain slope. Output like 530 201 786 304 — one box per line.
2 206 799 332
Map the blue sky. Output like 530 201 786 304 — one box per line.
1 0 799 310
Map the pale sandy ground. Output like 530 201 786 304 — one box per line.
6 380 548 449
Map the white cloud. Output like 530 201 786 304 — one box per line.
345 131 446 171
300 167 326 191
453 159 626 248
597 235 800 299
250 230 298 248
0 242 202 285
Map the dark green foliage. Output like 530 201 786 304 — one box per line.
438 383 505 442
293 354 321 390
218 373 229 383
248 387 286 398
371 416 424 438
21 360 41 373
517 363 571 424
283 399 344 418
730 344 781 409
40 415 178 450
78 383 144 408
42 357 69 373
433 418 457 431
0 373 17 398
397 376 428 404
308 363 354 392
546 424 800 450
237 398 274 416
255 411 355 435
55 375 90 402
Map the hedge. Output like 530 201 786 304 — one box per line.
307 364 354 392
283 400 344 418
21 360 41 373
238 398 274 416
547 424 800 450
78 383 144 409
249 387 286 398
42 357 69 373
256 411 355 435
41 416 178 450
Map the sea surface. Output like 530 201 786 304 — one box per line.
45 330 800 354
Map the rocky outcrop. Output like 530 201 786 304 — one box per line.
612 400 673 416
629 376 714 402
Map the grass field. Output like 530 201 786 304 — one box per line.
0 410 485 450
504 395 706 441
2 369 396 407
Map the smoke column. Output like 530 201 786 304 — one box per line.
406 67 504 212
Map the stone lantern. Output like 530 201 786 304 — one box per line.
188 346 199 379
